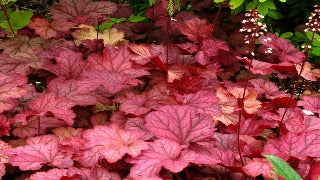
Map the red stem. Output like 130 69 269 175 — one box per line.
147 6 155 44
184 168 191 179
276 31 315 137
210 0 226 37
166 15 170 63
1 5 15 37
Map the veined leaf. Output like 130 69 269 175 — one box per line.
265 155 302 180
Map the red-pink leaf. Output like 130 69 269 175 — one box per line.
50 0 117 24
52 126 83 140
195 40 229 65
258 33 305 64
249 59 273 75
0 114 12 137
0 73 28 113
29 93 76 125
243 158 273 179
213 86 238 126
48 79 98 106
125 118 154 140
90 166 121 180
263 130 320 160
298 95 320 114
29 168 68 180
128 139 198 178
249 78 288 99
0 140 11 178
12 116 66 137
28 167 98 180
129 44 152 65
306 161 320 180
296 62 320 81
0 36 48 71
179 18 213 43
28 18 75 39
52 127 84 155
175 90 222 116
88 45 131 72
145 105 215 145
114 92 150 116
4 135 73 170
44 50 87 80
77 124 148 166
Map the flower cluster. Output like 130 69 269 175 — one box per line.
305 5 320 32
240 9 267 46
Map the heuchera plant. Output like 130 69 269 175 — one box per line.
0 0 320 179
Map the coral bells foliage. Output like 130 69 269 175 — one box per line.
0 0 320 179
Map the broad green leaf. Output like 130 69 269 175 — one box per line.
98 22 114 33
214 0 224 2
245 0 258 11
265 155 302 180
310 47 320 56
259 0 267 2
128 15 146 22
1 0 16 5
110 17 126 23
279 0 286 2
230 0 244 9
0 10 33 33
148 0 156 6
267 9 282 19
280 32 293 39
257 0 276 16
305 31 320 47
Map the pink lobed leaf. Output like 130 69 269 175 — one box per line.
48 78 98 106
4 135 73 170
114 92 150 116
128 139 198 178
258 33 305 64
28 18 75 39
12 116 66 137
243 158 273 179
77 124 148 166
145 105 215 146
297 94 320 114
29 93 76 125
175 90 222 116
179 18 213 43
50 0 117 24
0 73 28 113
44 50 87 80
195 40 229 65
263 130 320 160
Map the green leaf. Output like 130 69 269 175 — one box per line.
267 9 282 19
259 0 267 2
280 32 293 39
0 10 33 33
230 0 244 9
310 47 320 56
265 155 302 180
1 0 16 5
257 0 276 16
305 31 320 46
214 0 224 2
245 0 258 11
110 17 126 23
279 0 286 2
98 22 114 32
148 0 156 6
128 15 146 22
